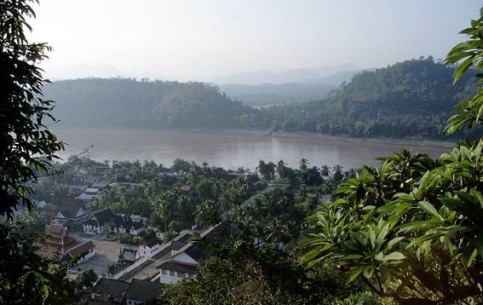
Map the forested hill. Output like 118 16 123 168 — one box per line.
264 57 477 138
44 78 259 128
44 58 478 139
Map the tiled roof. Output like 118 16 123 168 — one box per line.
177 232 193 243
56 206 86 220
141 232 159 247
182 243 204 262
91 278 129 298
125 279 164 302
83 219 98 226
93 208 114 225
46 222 68 239
64 240 94 259
157 260 197 275
171 240 187 251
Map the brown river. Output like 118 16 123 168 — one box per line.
54 127 453 170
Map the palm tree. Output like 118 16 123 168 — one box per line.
299 158 308 171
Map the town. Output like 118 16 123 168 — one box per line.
8 153 341 304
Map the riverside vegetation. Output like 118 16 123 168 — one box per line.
45 57 480 140
1 1 483 305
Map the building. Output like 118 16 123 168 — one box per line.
157 260 197 284
138 232 162 258
37 220 95 265
83 208 145 236
124 279 164 305
76 187 100 203
156 223 237 285
90 278 130 304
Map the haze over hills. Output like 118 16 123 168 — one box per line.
43 58 478 139
213 64 361 106
218 83 335 106
44 79 259 129
211 63 360 85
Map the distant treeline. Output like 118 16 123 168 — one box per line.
263 57 479 139
45 79 261 128
44 57 480 139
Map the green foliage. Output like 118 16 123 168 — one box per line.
302 15 483 303
264 57 477 139
165 237 356 305
0 1 73 304
302 145 483 304
445 9 483 135
76 269 97 289
0 0 64 216
43 79 259 129
257 160 276 180
0 224 74 305
119 234 140 245
42 57 481 140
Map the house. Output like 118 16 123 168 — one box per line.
83 208 145 236
137 232 162 258
83 208 115 234
64 240 96 264
76 187 100 203
156 239 203 284
37 220 95 265
91 278 130 304
90 278 164 305
157 260 197 284
55 206 87 225
52 196 89 230
127 221 144 236
156 223 236 285
119 248 138 264
91 181 110 189
124 279 164 305
67 184 86 197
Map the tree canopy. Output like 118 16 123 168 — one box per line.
0 0 64 216
301 10 483 305
0 1 70 304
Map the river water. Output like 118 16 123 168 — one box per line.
54 127 453 170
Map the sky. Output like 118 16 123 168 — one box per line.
29 0 481 82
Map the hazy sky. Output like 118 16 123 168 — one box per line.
29 0 481 81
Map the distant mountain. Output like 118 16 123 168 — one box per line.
42 58 480 140
263 57 478 139
43 78 258 129
218 83 334 106
320 70 363 86
211 64 360 85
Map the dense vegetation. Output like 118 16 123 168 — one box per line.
44 79 260 128
301 11 483 305
3 1 483 304
265 57 478 138
45 58 480 139
0 1 71 304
